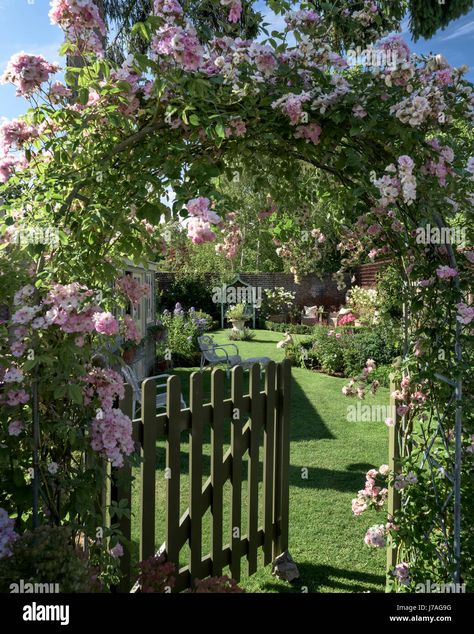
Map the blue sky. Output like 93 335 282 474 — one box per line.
1 0 474 121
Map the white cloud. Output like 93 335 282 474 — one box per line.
442 20 474 41
259 7 286 33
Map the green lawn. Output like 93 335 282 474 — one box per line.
131 329 390 592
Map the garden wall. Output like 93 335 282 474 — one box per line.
156 271 347 310
156 261 390 311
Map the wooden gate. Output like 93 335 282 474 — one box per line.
113 359 291 592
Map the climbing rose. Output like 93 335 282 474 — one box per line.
92 312 119 336
1 52 59 96
0 508 18 558
392 562 410 585
90 408 134 467
456 303 474 325
364 524 386 548
436 265 458 280
221 0 242 23
7 420 24 436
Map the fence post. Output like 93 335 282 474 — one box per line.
274 359 291 558
386 377 401 586
230 365 244 581
263 361 276 565
247 364 262 575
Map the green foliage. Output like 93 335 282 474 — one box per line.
260 287 296 320
158 307 215 367
346 285 378 324
376 264 404 324
409 0 474 41
285 326 401 378
158 272 220 319
264 321 315 335
341 326 401 377
0 526 97 592
226 303 250 320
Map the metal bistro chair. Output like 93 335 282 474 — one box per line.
197 334 242 376
197 335 271 377
121 364 187 420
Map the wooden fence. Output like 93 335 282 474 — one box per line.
112 359 291 592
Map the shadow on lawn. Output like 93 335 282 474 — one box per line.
260 562 385 593
172 368 335 441
289 465 369 492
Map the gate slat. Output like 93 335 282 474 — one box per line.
140 378 158 561
166 375 183 571
230 365 244 581
263 361 276 565
211 368 225 576
278 359 291 554
189 372 203 582
248 364 261 575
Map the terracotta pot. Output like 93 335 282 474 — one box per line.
122 347 136 364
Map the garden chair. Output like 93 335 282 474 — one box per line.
197 335 271 376
197 335 242 375
121 364 187 420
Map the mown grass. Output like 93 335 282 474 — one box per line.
130 329 390 592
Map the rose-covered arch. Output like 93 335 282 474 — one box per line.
0 0 473 589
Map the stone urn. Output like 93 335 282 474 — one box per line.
229 318 247 332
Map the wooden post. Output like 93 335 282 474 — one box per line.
386 377 401 585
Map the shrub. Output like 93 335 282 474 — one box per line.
312 327 349 375
158 273 219 319
228 327 255 341
346 286 378 324
259 287 295 320
0 526 95 593
341 326 401 377
366 364 393 388
137 554 176 593
264 321 315 335
157 304 215 367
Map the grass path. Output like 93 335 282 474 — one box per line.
131 329 389 592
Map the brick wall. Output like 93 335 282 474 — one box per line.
353 260 391 288
156 271 349 310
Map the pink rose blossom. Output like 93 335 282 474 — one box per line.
8 420 24 436
436 265 458 280
93 312 119 336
